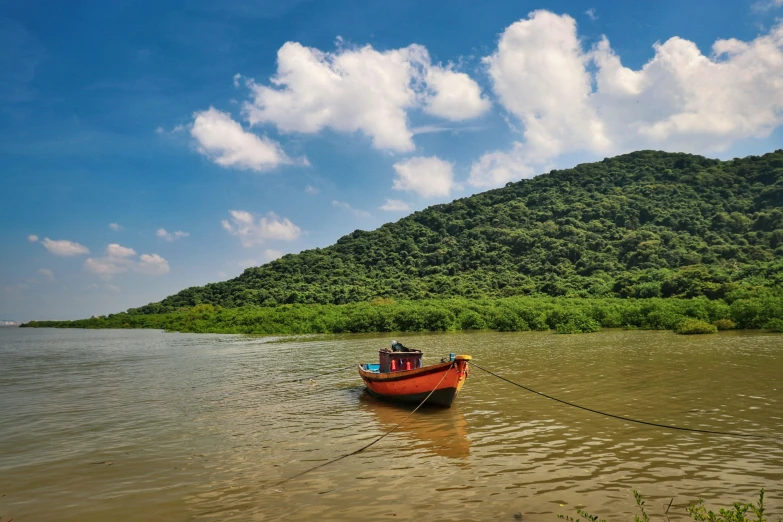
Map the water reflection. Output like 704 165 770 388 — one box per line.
357 391 471 459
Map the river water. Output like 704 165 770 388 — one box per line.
0 328 781 521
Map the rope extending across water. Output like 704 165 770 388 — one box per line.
468 361 766 439
272 362 456 487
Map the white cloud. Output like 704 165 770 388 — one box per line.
379 199 411 212
424 66 491 121
481 11 610 171
106 243 136 258
221 210 301 247
109 223 122 231
41 238 90 256
191 107 296 171
469 143 535 187
305 185 319 195
242 41 489 152
585 8 597 20
137 254 170 275
156 228 190 241
84 257 127 278
37 268 54 282
392 156 456 198
752 0 783 11
27 234 38 242
264 249 283 261
84 244 168 279
332 200 372 218
471 11 783 188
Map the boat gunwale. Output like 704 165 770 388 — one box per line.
358 360 455 383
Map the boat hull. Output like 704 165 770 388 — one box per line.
358 358 470 408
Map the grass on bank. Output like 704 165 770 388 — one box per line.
21 294 783 335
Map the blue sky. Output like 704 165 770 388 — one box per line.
2 0 783 321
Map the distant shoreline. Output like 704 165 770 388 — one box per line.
21 295 783 335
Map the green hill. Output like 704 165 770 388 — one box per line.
131 149 783 315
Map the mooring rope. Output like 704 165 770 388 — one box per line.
468 361 765 439
272 362 457 487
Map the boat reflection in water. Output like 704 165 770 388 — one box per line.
357 392 471 459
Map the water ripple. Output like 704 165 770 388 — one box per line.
0 328 780 521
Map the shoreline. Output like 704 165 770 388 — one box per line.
21 295 783 335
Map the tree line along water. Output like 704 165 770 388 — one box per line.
23 293 783 335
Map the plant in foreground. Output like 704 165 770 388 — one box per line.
558 490 775 522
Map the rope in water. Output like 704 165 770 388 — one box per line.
272 362 456 487
468 361 765 439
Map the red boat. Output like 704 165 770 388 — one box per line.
358 344 471 408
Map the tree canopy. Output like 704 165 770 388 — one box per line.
131 149 783 315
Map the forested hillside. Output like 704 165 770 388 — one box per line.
133 150 783 315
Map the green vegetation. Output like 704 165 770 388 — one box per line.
675 319 718 335
765 318 783 332
125 150 783 314
22 149 783 333
559 489 775 522
22 294 783 335
713 318 737 330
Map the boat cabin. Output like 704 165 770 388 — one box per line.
378 348 423 373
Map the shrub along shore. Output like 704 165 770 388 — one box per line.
22 294 783 335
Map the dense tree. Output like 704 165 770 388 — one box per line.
22 293 783 334
121 150 782 313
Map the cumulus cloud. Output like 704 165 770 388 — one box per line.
106 244 136 258
27 234 38 242
84 257 127 278
37 268 54 282
156 228 189 241
585 8 597 20
379 199 411 212
471 11 783 187
109 223 122 231
469 143 536 188
191 107 297 171
137 254 170 275
393 156 456 198
41 238 90 256
332 200 372 218
221 210 301 247
424 66 492 121
242 41 489 152
305 185 319 195
84 244 169 279
264 249 283 261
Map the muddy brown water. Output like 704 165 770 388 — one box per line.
0 328 781 521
